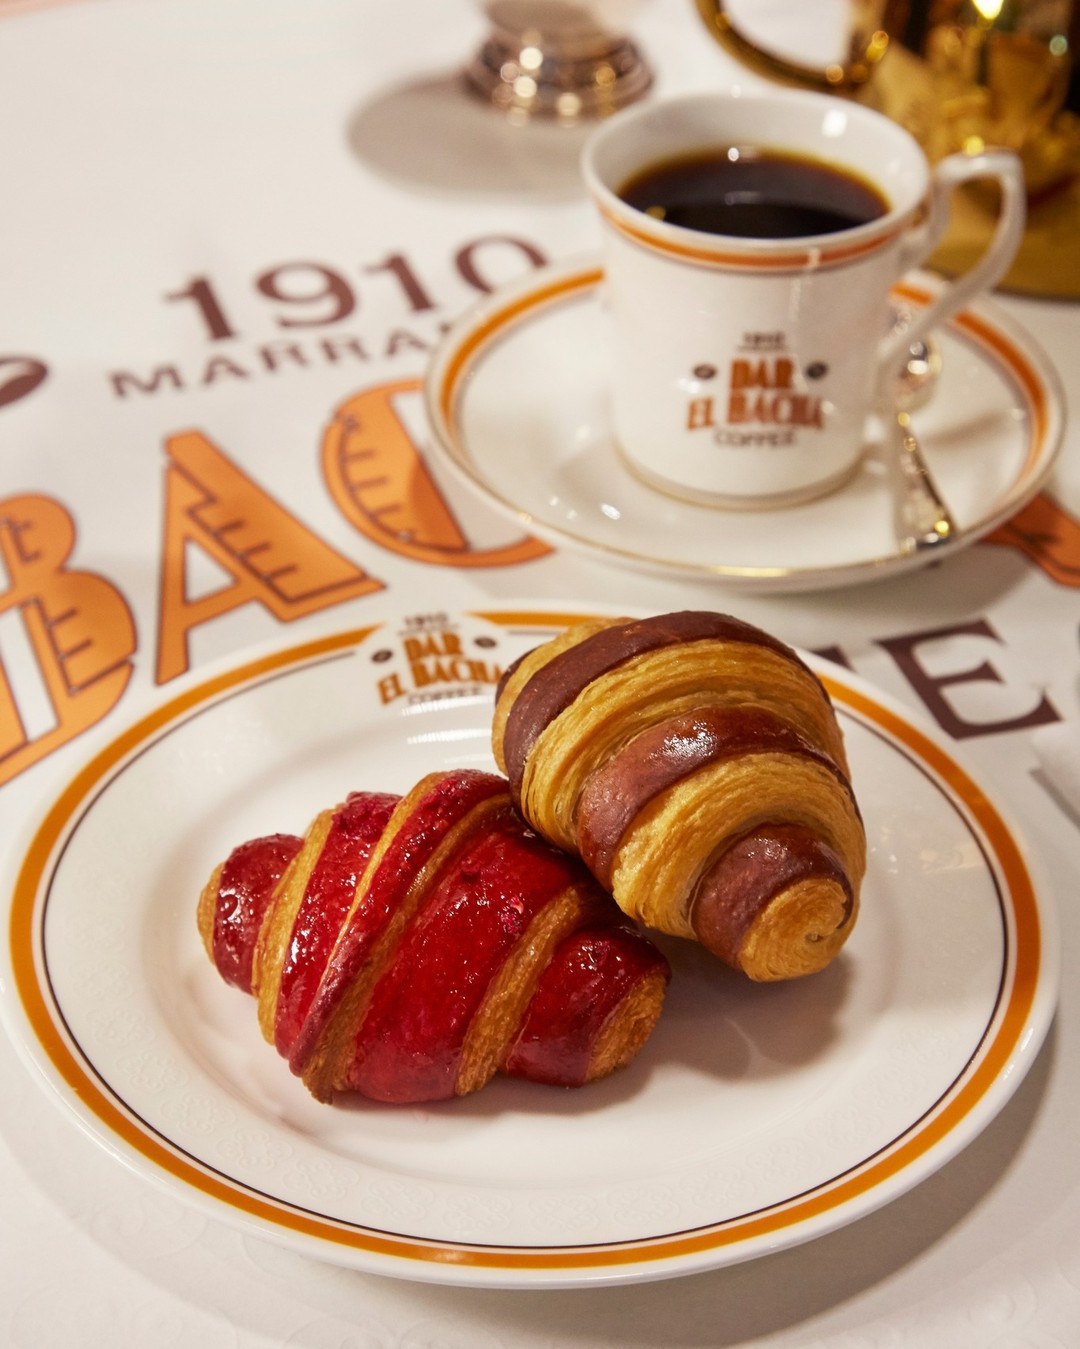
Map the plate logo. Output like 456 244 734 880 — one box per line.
370 612 505 706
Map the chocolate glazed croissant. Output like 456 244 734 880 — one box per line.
492 611 866 982
197 769 670 1105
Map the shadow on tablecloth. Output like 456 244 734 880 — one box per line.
346 69 592 201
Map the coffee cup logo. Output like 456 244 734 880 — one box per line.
727 355 824 429
685 342 827 444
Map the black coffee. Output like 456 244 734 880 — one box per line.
618 148 889 240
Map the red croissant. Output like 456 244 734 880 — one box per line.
197 768 670 1104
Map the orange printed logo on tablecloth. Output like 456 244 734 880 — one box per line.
156 431 384 684
0 494 136 787
986 492 1080 587
322 378 550 567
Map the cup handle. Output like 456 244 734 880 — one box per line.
694 0 889 94
878 149 1026 382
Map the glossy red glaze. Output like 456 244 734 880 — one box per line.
273 791 398 1058
344 808 585 1103
212 834 302 992
504 922 670 1087
287 769 508 1078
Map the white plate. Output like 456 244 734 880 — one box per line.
1 607 1059 1288
424 259 1065 591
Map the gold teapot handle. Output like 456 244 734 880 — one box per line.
694 0 891 96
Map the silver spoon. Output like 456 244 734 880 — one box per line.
890 316 955 554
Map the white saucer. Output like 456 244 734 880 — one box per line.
424 257 1065 592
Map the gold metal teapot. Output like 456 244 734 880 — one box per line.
696 0 1079 196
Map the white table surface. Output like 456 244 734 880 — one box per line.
1 0 1078 1343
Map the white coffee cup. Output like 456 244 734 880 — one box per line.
581 89 1026 508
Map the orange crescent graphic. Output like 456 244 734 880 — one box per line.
322 379 550 568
